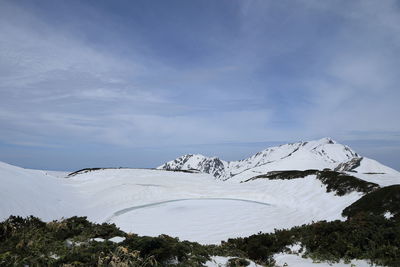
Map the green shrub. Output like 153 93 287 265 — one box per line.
1 210 399 266
227 257 250 267
343 185 400 220
0 216 210 266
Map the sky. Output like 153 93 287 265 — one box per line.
0 0 399 171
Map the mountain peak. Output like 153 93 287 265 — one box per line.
317 137 336 144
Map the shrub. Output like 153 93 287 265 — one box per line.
227 257 250 267
342 185 400 220
245 169 379 196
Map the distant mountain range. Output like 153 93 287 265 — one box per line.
158 137 399 181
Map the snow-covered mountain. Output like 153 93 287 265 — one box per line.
158 137 399 181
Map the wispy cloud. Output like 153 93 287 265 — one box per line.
0 0 399 169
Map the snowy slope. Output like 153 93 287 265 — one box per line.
351 157 398 174
158 138 399 183
0 162 81 221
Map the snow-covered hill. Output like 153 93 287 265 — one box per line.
0 161 80 220
158 137 400 182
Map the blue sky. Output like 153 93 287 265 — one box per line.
0 0 399 171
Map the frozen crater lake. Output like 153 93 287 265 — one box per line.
0 166 364 245
108 198 274 244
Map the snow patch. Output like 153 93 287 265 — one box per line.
384 211 394 219
108 236 125 243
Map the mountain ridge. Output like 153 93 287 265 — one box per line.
157 137 398 181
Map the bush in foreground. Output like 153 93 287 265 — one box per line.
0 216 210 266
0 213 399 266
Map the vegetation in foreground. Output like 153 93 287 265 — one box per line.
1 185 400 266
0 213 399 266
217 213 400 266
0 216 210 266
343 184 400 220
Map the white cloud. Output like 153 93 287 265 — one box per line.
0 0 399 153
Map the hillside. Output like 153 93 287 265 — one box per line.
0 161 79 221
343 185 400 220
245 169 380 196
